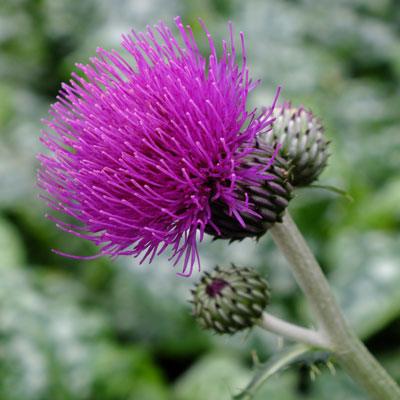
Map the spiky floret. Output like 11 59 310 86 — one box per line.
191 265 270 334
37 17 280 276
260 103 330 186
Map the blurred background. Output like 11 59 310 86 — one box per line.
0 0 399 399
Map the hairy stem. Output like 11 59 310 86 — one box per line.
259 312 331 349
270 211 400 400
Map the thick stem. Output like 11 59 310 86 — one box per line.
259 312 331 349
270 212 400 400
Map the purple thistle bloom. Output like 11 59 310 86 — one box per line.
38 16 279 276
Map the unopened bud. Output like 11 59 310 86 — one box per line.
261 103 330 186
191 265 270 334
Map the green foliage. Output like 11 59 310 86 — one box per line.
0 264 169 400
108 264 210 356
173 351 301 400
174 352 252 400
329 231 400 339
0 0 399 398
234 345 311 400
0 217 25 266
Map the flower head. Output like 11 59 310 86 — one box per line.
38 17 279 276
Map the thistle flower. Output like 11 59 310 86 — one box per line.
260 103 330 186
38 17 282 276
191 265 270 334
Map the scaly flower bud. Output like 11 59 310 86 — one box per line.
260 103 330 186
191 265 270 334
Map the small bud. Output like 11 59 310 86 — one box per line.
191 265 270 334
205 144 293 241
260 103 330 186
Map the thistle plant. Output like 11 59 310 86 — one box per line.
38 17 400 399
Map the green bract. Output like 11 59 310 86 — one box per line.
205 143 293 242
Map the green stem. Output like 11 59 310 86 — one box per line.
270 211 400 400
258 312 331 349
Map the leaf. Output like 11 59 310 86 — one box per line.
173 352 254 400
308 370 365 400
0 266 105 400
0 267 169 400
0 217 25 267
234 345 310 400
173 349 312 400
109 262 210 356
328 231 400 338
351 178 400 229
307 184 354 202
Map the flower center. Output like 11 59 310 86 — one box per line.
206 278 228 297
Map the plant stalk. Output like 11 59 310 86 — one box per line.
259 312 331 349
270 211 400 400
